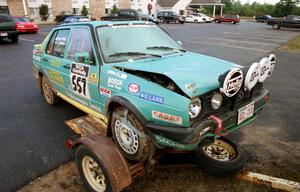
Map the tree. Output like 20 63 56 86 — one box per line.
111 4 119 15
273 0 299 17
39 4 49 21
81 5 88 16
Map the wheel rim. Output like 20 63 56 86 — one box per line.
202 139 237 161
114 110 139 154
82 156 106 192
42 79 52 103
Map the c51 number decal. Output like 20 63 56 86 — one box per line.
70 63 90 99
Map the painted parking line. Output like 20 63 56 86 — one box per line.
38 32 49 35
19 38 35 42
222 34 288 43
223 31 295 39
187 40 270 52
204 37 280 46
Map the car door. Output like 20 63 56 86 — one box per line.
64 26 101 112
42 28 70 95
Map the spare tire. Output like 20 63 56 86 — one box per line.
195 137 246 177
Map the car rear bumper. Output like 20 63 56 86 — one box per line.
17 28 38 32
146 88 269 149
0 30 19 38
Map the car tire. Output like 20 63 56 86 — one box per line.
231 21 236 24
194 19 198 23
10 35 18 43
272 24 280 30
76 146 112 192
175 19 179 24
111 106 154 162
41 76 60 105
195 137 246 177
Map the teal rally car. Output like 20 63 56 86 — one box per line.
32 21 276 185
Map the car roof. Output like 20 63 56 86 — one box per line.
59 20 151 27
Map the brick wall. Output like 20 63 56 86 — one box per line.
89 0 105 20
7 0 25 16
118 0 131 9
51 0 73 18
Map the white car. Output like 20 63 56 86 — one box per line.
186 13 213 23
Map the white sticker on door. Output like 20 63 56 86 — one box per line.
70 63 90 99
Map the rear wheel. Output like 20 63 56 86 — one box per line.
272 24 280 30
10 35 18 43
195 137 246 176
41 76 60 105
194 19 198 23
175 19 179 24
76 146 112 192
111 106 154 162
231 21 236 24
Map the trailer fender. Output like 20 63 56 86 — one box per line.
74 134 132 192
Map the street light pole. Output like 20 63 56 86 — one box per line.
22 0 27 16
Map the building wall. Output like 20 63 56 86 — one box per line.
27 0 52 21
0 0 7 6
51 0 73 18
118 0 130 9
7 0 26 16
89 0 104 20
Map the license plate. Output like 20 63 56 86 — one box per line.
0 33 8 37
238 102 254 124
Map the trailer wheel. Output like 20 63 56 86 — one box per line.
111 106 153 162
195 137 246 176
76 146 112 192
41 76 60 105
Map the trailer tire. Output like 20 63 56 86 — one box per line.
195 137 246 177
42 76 60 105
111 106 154 162
76 146 112 192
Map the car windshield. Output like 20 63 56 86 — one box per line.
97 24 184 63
0 14 13 23
14 17 29 22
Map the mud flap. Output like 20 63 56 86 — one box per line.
75 134 132 192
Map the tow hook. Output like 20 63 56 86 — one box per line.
209 115 228 136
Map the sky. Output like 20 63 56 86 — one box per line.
240 0 279 4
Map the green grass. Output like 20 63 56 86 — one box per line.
282 35 300 52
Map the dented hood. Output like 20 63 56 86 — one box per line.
112 52 241 97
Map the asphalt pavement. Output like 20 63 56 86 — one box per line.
0 21 299 192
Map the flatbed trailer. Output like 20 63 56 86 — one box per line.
65 115 300 192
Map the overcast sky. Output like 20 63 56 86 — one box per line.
240 0 279 4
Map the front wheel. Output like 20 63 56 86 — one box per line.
76 146 112 192
111 106 154 162
195 137 246 176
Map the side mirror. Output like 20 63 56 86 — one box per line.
177 41 182 46
74 52 92 64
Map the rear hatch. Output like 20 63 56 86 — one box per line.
0 13 16 31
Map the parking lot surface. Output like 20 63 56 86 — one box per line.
0 21 299 192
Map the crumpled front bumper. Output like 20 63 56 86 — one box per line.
146 88 270 150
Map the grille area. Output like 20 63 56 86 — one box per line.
190 83 263 126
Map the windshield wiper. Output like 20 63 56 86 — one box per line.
109 52 162 58
146 46 186 52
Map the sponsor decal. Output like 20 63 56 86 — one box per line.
152 110 182 125
89 73 98 84
107 69 127 79
32 55 41 62
128 83 140 93
66 92 89 106
50 59 62 67
220 68 243 97
108 77 123 90
138 92 164 104
70 63 90 99
99 86 111 97
48 70 64 86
